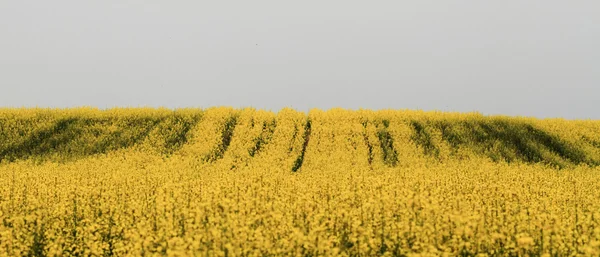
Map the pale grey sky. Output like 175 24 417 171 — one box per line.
1 1 598 119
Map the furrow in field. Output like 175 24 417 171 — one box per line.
291 117 311 172
245 108 306 172
213 109 277 170
177 107 238 164
299 109 370 173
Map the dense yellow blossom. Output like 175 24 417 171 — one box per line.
1 107 600 256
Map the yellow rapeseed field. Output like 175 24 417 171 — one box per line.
1 107 600 256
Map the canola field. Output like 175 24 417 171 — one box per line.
1 107 600 256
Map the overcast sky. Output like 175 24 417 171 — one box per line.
1 1 598 119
